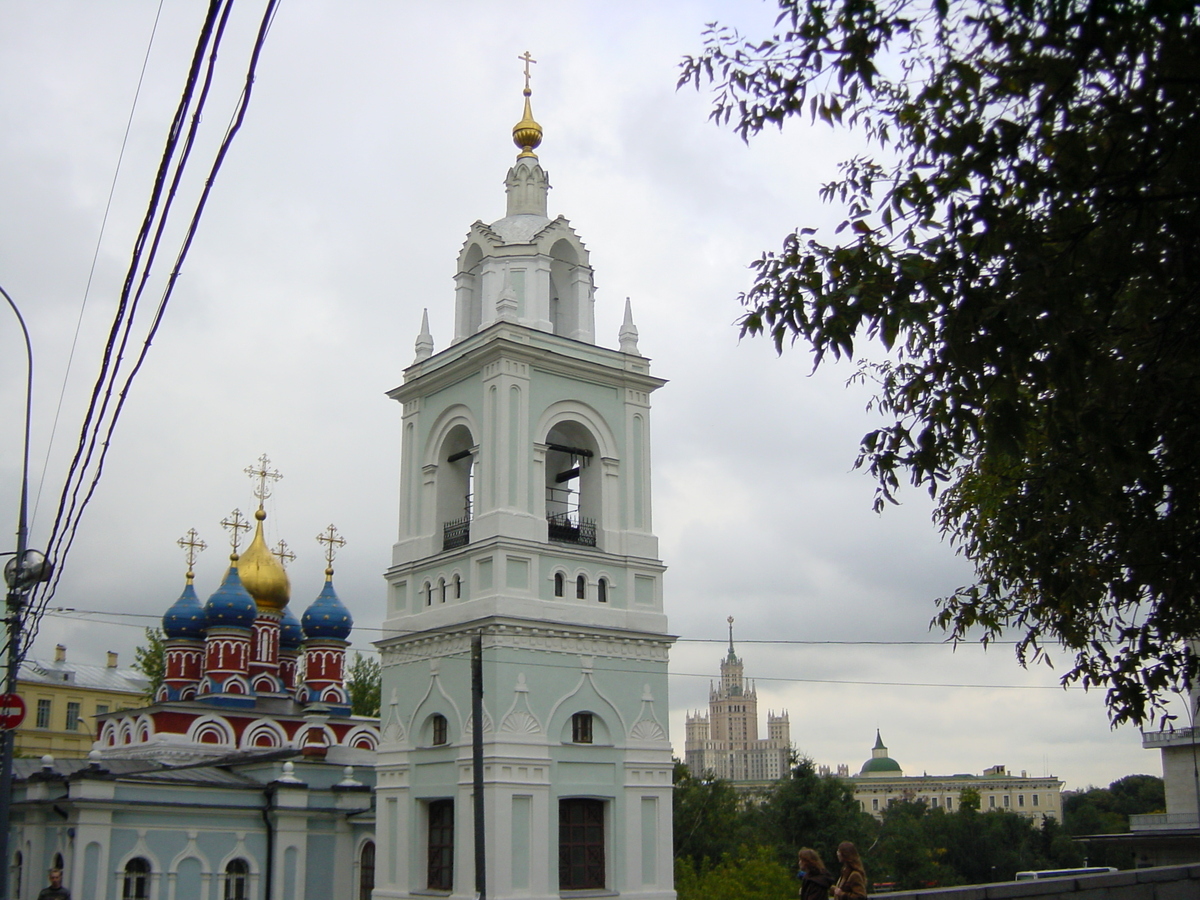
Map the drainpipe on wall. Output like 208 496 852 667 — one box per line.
261 784 276 900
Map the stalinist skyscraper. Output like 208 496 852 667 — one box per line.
685 618 791 785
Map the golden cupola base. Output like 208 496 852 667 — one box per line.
237 508 290 612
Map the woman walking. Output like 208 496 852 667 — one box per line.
797 848 834 900
832 841 867 900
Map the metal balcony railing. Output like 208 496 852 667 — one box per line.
547 512 596 547
442 516 470 551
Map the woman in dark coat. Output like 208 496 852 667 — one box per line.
797 848 835 900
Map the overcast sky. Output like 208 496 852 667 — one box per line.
0 1 1166 790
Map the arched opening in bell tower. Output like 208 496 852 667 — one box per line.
459 243 484 335
437 424 475 551
544 420 599 547
549 239 578 338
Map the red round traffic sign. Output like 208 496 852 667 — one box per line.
0 693 26 730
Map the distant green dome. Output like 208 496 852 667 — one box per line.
860 756 903 774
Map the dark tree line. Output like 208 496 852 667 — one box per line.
673 760 1163 896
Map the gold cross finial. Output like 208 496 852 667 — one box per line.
519 50 537 94
271 539 296 569
220 508 252 559
316 524 346 577
244 453 283 508
177 528 207 582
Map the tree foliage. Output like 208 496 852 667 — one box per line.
675 846 796 900
345 651 381 717
674 760 748 865
681 0 1200 725
132 627 165 702
747 757 876 866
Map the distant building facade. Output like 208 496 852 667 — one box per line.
835 731 1064 824
685 619 791 785
15 646 148 758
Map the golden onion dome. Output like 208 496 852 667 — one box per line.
237 508 290 612
512 88 542 159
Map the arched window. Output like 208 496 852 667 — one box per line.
438 425 475 551
425 582 433 607
432 714 448 746
545 422 598 548
224 859 249 900
439 578 446 603
52 854 64 873
123 857 150 900
576 575 586 600
454 574 462 599
359 842 376 900
554 572 564 598
597 578 607 603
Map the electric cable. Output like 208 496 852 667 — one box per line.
21 0 282 666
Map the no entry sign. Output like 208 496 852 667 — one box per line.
0 693 25 730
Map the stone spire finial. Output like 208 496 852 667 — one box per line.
414 308 434 362
619 298 641 355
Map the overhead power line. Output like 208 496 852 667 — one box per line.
21 0 282 666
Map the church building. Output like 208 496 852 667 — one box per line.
373 62 676 900
7 461 381 900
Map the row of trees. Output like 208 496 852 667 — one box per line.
673 758 1163 897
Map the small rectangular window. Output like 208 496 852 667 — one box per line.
1018 794 1025 807
1003 795 1010 808
930 796 938 808
432 715 448 746
36 699 51 729
427 800 454 890
989 796 996 808
66 702 81 731
946 797 953 810
1032 794 1040 807
572 713 593 744
95 704 109 717
871 798 879 811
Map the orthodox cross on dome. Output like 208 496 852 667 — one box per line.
272 539 296 569
316 524 346 577
519 50 537 93
176 528 207 581
220 508 252 558
244 453 283 508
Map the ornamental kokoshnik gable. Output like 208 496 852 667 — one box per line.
374 57 675 900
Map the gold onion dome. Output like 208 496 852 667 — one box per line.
512 87 542 159
237 508 290 612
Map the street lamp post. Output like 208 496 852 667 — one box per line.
0 284 52 900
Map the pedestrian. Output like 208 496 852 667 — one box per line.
37 868 71 900
797 847 835 900
832 841 867 900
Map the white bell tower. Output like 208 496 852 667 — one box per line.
375 57 675 900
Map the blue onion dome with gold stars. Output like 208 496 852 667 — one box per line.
280 604 304 650
301 570 353 641
203 562 257 629
163 576 207 639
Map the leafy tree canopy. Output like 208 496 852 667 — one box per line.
132 627 165 702
673 761 748 866
681 0 1200 725
345 651 381 718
